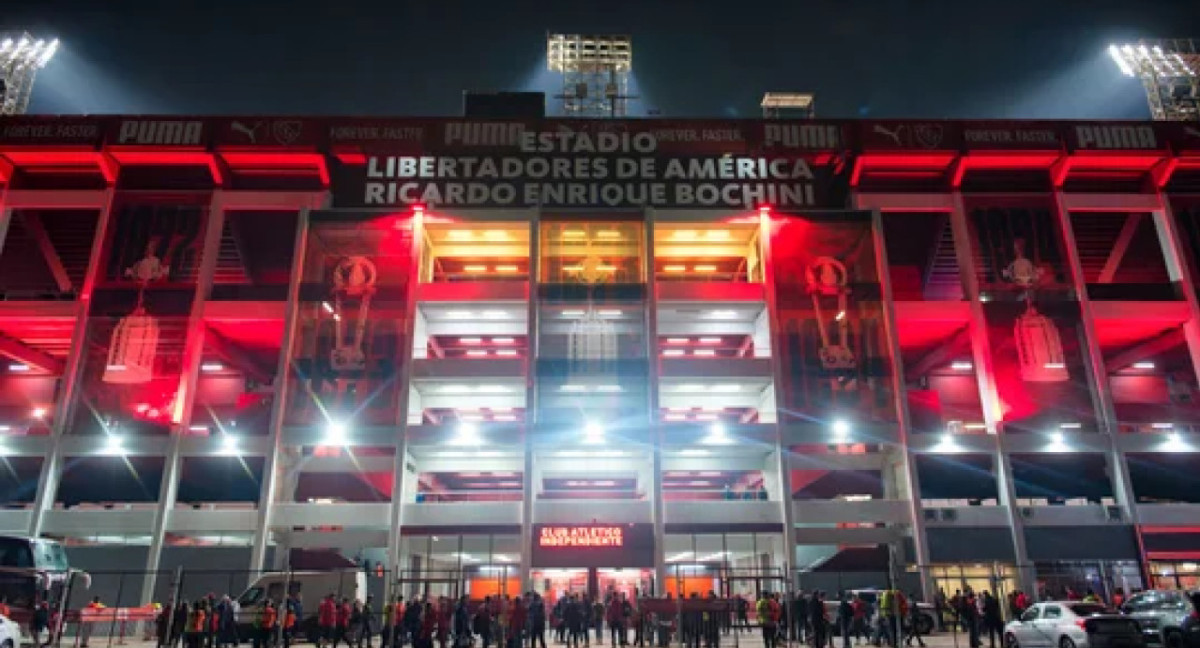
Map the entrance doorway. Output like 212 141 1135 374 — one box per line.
531 568 653 604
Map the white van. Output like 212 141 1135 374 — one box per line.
235 571 367 641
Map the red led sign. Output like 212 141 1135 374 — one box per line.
538 526 624 548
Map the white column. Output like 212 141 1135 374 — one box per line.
1049 192 1141 523
756 210 797 580
867 206 933 599
643 209 668 594
29 187 119 537
140 190 230 604
520 213 540 590
385 207 427 581
948 192 1036 594
251 204 317 571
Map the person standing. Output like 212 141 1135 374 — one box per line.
591 596 605 647
961 590 980 648
810 592 828 648
477 597 494 648
902 594 924 648
319 595 338 648
528 593 547 648
793 592 808 643
453 596 470 648
837 593 853 648
606 595 624 648
981 592 1002 648
335 598 352 648
359 596 377 648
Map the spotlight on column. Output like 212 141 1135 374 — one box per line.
325 420 349 446
583 422 605 445
832 419 850 441
104 434 125 456
221 434 239 454
454 422 481 447
704 422 732 445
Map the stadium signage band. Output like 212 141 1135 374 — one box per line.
538 526 625 548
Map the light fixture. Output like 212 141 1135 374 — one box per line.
664 265 686 273
188 425 209 433
704 422 731 445
835 310 846 322
693 349 716 357
693 265 718 273
964 423 987 431
31 408 47 419
460 337 482 344
950 361 973 371
666 338 689 344
1050 431 1065 445
1043 362 1066 370
663 349 685 357
832 419 850 439
464 265 488 273
664 414 687 421
597 309 621 316
492 337 514 344
496 349 518 357
596 231 622 239
561 309 585 317
325 420 349 446
221 434 238 453
1059 422 1082 429
708 310 738 319
705 230 731 240
561 230 586 238
560 384 587 392
483 230 508 240
584 422 605 445
446 230 474 241
104 435 125 455
595 385 622 392
321 301 335 314
7 363 30 372
454 423 482 447
672 230 698 240
1132 361 1156 370
466 350 488 357
698 337 721 344
200 362 223 372
1150 422 1174 430
0 425 11 432
495 265 519 273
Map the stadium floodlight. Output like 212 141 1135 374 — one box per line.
0 32 60 115
1107 38 1200 121
547 33 634 117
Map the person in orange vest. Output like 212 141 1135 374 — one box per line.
254 601 278 648
283 595 300 648
82 596 107 648
189 601 209 648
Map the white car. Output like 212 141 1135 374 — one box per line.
1004 601 1143 648
0 613 20 648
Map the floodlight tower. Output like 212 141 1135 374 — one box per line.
0 33 60 115
1108 39 1200 121
547 33 634 118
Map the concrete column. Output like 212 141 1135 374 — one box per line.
141 190 229 604
1050 192 1147 585
866 206 933 600
29 187 119 537
251 204 317 571
520 211 540 589
756 209 797 581
643 209 667 594
948 192 1036 595
385 206 427 584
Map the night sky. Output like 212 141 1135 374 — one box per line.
3 0 1198 119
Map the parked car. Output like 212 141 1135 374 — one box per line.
1120 590 1200 648
0 610 19 648
1181 592 1200 648
1004 601 1142 648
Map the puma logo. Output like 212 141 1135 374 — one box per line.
873 124 905 146
232 120 264 143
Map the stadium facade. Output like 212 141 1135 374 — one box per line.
1 115 1200 602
